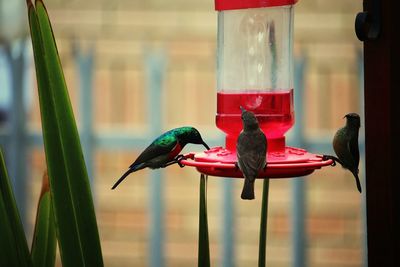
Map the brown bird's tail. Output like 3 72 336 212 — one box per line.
352 170 362 193
241 178 255 200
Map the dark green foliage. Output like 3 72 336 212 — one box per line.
27 0 104 266
0 149 32 267
31 172 56 267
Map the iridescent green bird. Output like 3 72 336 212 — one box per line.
325 113 362 193
112 127 210 189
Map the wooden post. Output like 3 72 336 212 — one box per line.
361 0 400 266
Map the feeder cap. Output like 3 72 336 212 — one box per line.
215 0 298 11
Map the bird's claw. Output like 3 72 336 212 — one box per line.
175 154 186 168
322 155 338 167
234 162 239 171
178 162 185 168
160 155 186 168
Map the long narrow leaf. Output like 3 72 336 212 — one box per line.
0 149 31 267
31 171 56 267
258 179 270 267
198 174 210 267
26 0 103 266
0 193 20 267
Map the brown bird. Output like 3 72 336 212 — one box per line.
325 113 362 193
236 107 267 200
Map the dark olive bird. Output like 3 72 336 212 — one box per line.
325 113 362 193
112 127 210 189
236 107 267 200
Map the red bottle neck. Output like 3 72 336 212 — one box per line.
225 135 286 153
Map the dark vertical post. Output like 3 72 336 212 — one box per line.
361 0 400 266
357 50 368 267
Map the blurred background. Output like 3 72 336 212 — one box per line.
0 0 364 266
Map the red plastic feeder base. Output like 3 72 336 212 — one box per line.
180 146 333 179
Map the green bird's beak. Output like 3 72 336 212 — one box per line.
202 141 210 150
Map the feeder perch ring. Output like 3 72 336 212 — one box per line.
180 146 333 179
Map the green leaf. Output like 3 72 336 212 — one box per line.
31 172 56 267
26 0 103 266
258 179 270 267
0 149 32 267
198 174 210 267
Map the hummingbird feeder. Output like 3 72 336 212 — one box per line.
181 0 332 178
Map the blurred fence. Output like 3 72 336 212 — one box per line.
0 39 365 267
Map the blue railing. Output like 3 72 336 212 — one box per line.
0 40 29 231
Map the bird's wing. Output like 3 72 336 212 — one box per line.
237 132 267 178
333 128 353 169
348 136 360 171
130 134 178 168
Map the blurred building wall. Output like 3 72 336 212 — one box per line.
23 0 364 267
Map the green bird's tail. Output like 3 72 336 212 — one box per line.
111 163 146 189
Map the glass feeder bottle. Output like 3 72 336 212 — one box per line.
215 0 297 153
180 0 332 179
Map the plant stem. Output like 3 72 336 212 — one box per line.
198 174 210 267
258 178 270 267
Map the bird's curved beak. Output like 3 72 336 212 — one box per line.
202 141 210 150
240 106 246 112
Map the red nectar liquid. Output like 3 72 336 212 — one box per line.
216 89 295 152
